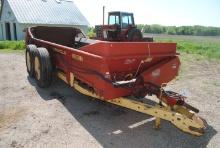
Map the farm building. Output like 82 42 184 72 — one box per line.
0 0 89 40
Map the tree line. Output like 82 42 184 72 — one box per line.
137 24 220 36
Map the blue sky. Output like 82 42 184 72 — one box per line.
74 0 220 27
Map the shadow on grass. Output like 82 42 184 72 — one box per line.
28 76 217 148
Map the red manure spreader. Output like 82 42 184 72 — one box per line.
25 25 205 136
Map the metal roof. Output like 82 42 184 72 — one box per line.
6 0 89 26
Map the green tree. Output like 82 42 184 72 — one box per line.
167 26 176 35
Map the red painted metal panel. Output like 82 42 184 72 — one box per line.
26 27 180 100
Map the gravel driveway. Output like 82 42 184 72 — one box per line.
0 52 219 148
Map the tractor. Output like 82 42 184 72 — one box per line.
95 11 153 42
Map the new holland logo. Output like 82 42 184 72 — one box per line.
53 48 66 55
172 63 177 69
152 69 160 77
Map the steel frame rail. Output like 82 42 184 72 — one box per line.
57 72 205 136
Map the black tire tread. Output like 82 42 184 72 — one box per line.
25 44 37 77
35 47 52 88
128 28 143 41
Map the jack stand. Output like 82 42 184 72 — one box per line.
154 117 161 129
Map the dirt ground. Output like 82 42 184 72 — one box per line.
0 52 220 148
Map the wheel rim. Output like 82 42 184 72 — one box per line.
26 51 31 72
34 56 41 80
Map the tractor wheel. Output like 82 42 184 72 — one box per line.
25 44 37 77
128 28 143 41
34 47 52 88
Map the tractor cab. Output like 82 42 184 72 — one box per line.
108 12 135 29
95 11 145 41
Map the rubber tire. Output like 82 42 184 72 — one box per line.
128 28 143 41
34 47 52 88
25 44 37 77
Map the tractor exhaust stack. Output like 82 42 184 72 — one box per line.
103 6 105 25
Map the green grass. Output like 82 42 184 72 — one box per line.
0 41 25 52
1 35 220 60
148 34 220 59
176 42 220 59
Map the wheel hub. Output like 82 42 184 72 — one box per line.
26 51 31 72
34 57 40 80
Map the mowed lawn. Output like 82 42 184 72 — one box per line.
1 34 220 59
145 34 220 59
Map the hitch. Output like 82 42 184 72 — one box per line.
133 82 200 113
58 72 206 136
